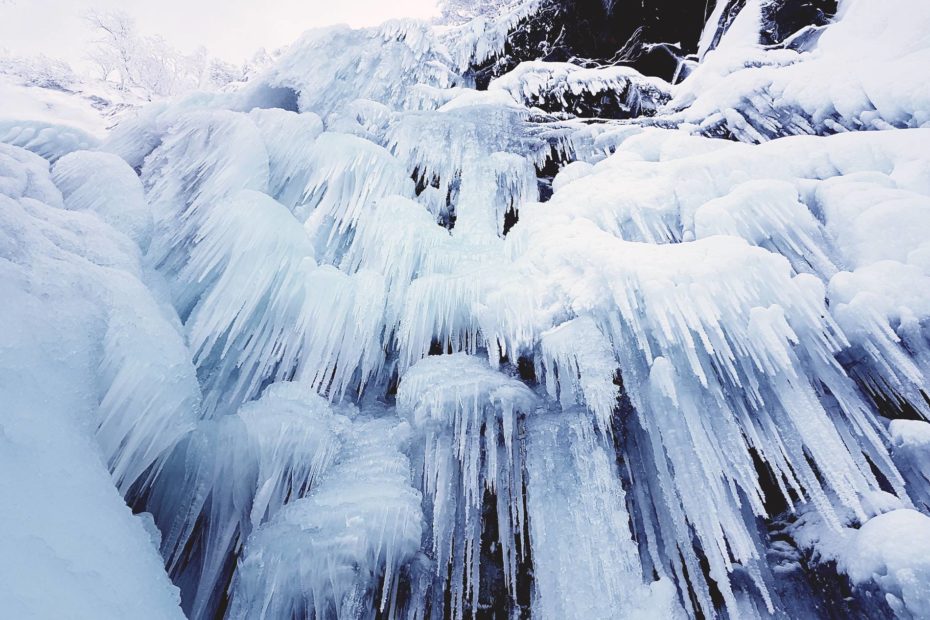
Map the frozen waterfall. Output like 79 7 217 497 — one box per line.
2 0 930 618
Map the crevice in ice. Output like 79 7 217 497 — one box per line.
239 84 300 113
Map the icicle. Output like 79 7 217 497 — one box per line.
0 144 199 618
247 108 323 211
180 189 315 415
141 110 270 282
341 195 450 335
398 354 535 619
144 382 346 620
250 20 459 119
229 418 422 620
298 132 416 254
455 152 536 240
504 219 905 616
15 5 926 618
97 276 202 495
693 179 837 278
387 105 540 205
525 407 684 619
538 316 618 434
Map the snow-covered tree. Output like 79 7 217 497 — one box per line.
84 9 138 90
437 0 521 23
83 9 238 99
0 52 76 89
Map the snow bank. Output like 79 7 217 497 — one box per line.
0 75 104 160
670 0 930 140
842 509 930 618
0 143 189 618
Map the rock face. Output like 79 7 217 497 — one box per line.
471 0 839 88
759 0 838 45
471 0 715 85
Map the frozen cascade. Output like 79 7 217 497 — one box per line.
525 408 684 619
398 354 536 619
229 417 422 620
2 0 930 618
140 383 347 618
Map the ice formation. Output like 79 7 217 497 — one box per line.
3 0 930 618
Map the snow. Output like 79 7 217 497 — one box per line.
792 500 930 620
669 0 930 140
0 143 188 619
891 420 930 513
843 509 930 618
0 74 109 138
489 61 672 117
249 22 459 119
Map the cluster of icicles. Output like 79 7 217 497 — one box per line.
53 10 930 620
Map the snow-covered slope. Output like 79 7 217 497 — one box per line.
2 0 930 618
0 144 191 619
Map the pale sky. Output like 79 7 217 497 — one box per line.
0 0 441 70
